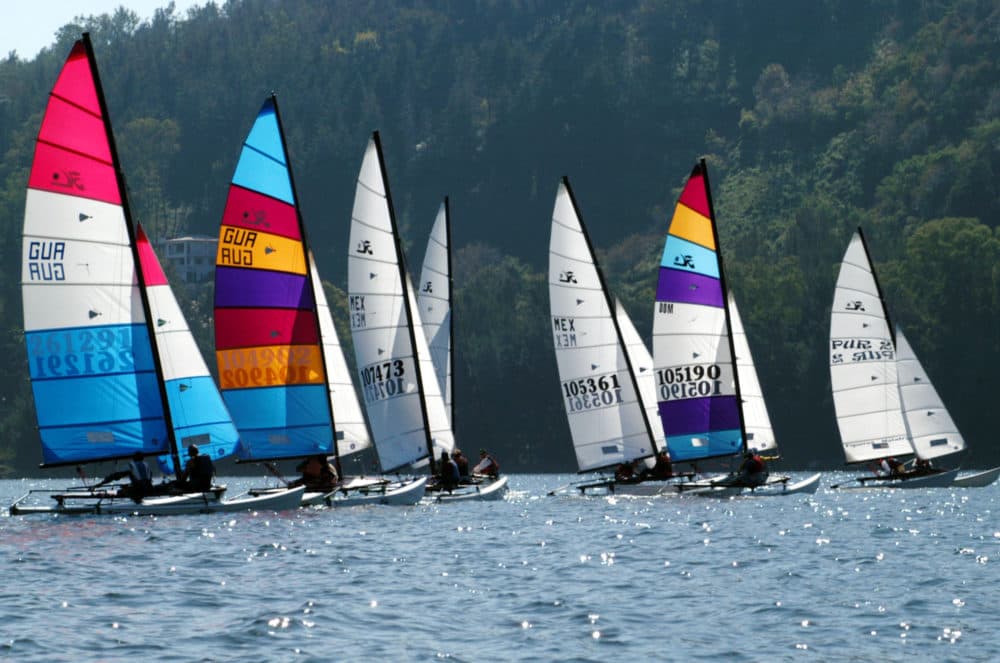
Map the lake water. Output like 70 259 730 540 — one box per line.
1 473 997 661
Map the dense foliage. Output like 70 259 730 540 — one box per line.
1 0 998 473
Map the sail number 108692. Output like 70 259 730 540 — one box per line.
657 364 722 400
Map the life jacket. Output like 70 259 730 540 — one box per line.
747 455 765 474
129 460 152 486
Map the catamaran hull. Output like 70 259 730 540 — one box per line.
834 468 960 490
323 476 427 506
11 486 304 516
953 466 1000 488
426 476 509 502
681 473 822 497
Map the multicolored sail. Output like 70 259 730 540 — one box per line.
309 251 373 458
22 36 171 466
652 160 744 462
549 178 660 472
347 133 454 473
895 327 966 461
137 226 240 473
829 229 912 463
214 97 333 462
417 200 453 427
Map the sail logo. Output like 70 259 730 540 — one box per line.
559 270 577 284
674 254 695 269
658 302 674 314
51 170 85 191
356 240 373 255
845 300 865 311
242 209 270 228
26 241 66 281
552 317 576 347
422 281 433 294
219 227 257 266
348 295 366 329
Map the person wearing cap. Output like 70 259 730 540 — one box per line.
178 444 215 492
472 449 500 479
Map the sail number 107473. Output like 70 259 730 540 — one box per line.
657 364 722 400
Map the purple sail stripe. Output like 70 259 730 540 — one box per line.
656 267 723 308
215 266 313 310
658 395 741 436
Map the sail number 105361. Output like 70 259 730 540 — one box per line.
561 373 623 412
657 364 722 400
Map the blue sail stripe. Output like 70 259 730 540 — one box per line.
223 384 332 458
660 235 720 279
232 148 293 204
236 425 333 460
39 420 170 465
32 372 165 428
244 102 286 165
26 323 156 380
665 429 743 462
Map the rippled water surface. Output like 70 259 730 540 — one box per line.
1 474 998 661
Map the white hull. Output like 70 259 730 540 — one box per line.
323 476 427 506
426 475 509 502
833 467 960 490
680 473 822 497
11 486 304 516
953 466 1000 488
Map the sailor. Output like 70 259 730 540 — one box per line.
452 449 470 479
290 455 339 492
736 448 768 487
473 449 500 479
439 450 460 491
650 451 673 480
179 444 215 492
95 451 154 500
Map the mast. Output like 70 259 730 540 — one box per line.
562 176 660 459
83 33 183 476
856 226 896 350
443 196 455 438
372 131 438 474
699 159 749 453
269 94 341 473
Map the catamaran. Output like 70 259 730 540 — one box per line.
829 228 998 488
213 98 424 507
347 133 507 502
652 160 819 496
10 35 303 516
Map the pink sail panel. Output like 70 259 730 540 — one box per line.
135 226 168 287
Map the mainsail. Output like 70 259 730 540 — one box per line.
22 36 171 467
214 97 334 462
829 229 912 463
548 177 660 472
136 226 240 473
417 199 454 428
895 327 966 460
309 250 373 459
652 160 745 462
347 133 454 472
728 291 778 456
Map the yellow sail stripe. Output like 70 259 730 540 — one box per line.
669 203 716 250
216 344 324 390
216 225 306 275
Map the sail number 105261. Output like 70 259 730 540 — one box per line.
657 364 722 400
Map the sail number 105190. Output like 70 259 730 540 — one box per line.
657 364 722 400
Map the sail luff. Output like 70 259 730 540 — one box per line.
444 197 455 437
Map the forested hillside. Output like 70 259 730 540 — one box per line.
1 0 998 473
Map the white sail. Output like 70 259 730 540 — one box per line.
829 230 913 463
895 327 966 460
309 251 373 459
347 134 453 472
417 201 453 427
614 298 666 451
548 179 656 472
727 291 778 455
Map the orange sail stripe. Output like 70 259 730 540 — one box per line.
216 344 325 390
668 202 716 250
216 225 306 275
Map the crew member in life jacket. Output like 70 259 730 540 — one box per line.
736 448 768 487
178 444 216 492
95 451 154 501
649 451 673 480
290 455 339 492
472 449 500 479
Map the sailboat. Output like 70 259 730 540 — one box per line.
213 98 424 507
829 228 998 488
11 35 304 515
547 177 683 496
653 160 819 496
417 199 454 429
347 133 507 501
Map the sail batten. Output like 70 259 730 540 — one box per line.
653 161 745 463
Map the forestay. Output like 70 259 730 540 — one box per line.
652 161 743 462
214 97 333 461
728 291 778 456
309 251 373 459
417 200 453 427
548 178 657 472
347 134 453 472
895 327 965 460
22 38 172 466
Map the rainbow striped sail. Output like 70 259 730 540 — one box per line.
214 97 333 462
136 226 240 473
22 36 171 466
652 160 744 462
